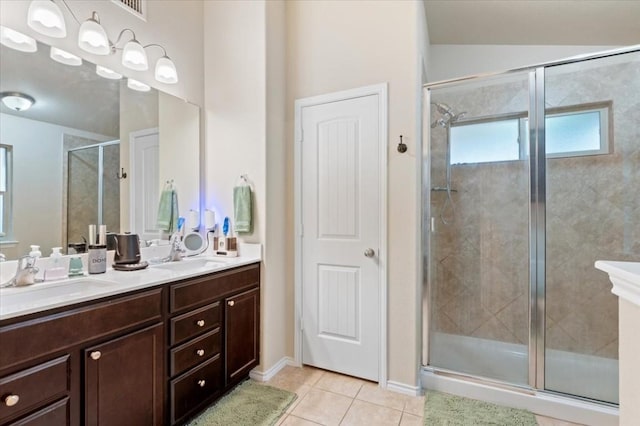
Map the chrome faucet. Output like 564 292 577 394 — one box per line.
1 255 40 288
165 233 185 262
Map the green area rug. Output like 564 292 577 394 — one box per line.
188 380 296 426
424 391 537 425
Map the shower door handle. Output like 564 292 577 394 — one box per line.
364 248 375 258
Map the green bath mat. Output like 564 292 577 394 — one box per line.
424 391 537 425
188 380 296 426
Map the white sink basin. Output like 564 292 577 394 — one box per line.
0 278 119 310
151 258 228 272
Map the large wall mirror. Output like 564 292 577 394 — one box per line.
0 40 200 260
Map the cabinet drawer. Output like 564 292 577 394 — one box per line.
170 302 220 345
0 356 69 424
0 289 162 370
170 328 221 377
170 264 259 313
7 397 69 426
170 355 222 424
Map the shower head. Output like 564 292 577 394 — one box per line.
430 102 467 128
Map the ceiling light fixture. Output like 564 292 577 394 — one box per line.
27 0 66 38
0 26 37 52
1 92 36 112
127 78 151 92
96 65 122 80
50 46 81 65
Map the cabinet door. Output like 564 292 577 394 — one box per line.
84 323 164 426
225 287 260 385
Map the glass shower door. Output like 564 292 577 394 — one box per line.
427 71 532 386
543 51 639 404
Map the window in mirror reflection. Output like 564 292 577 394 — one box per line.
0 144 13 239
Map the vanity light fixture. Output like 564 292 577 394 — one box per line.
96 65 122 80
118 29 148 71
20 0 179 83
127 78 151 92
27 0 66 38
1 92 36 112
78 12 110 55
146 44 179 84
0 26 37 53
50 46 81 66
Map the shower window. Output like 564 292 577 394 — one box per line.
0 144 12 239
450 102 611 165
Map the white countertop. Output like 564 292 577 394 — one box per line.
595 260 640 307
0 244 261 321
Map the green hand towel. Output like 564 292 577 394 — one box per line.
157 189 179 232
234 186 252 234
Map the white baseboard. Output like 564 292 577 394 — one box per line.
386 380 422 397
250 356 297 382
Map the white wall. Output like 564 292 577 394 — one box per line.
620 299 640 425
158 92 200 225
0 114 110 259
428 44 620 82
0 0 204 105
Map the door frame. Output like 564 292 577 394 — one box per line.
293 83 388 386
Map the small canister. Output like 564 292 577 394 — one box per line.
87 245 107 274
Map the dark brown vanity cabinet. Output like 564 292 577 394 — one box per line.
0 262 260 426
0 289 164 426
168 264 260 425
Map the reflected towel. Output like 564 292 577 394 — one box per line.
233 185 252 234
157 189 179 233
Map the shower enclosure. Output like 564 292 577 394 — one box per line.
66 140 120 250
423 47 639 411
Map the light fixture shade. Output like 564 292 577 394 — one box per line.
155 56 178 84
50 46 82 66
78 14 110 55
96 65 122 80
127 78 151 92
0 26 37 53
122 39 148 71
1 92 35 112
27 0 66 38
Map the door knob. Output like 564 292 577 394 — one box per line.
90 351 101 360
364 248 375 258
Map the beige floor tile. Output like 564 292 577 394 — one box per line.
291 388 353 426
355 382 410 411
536 415 585 426
340 399 402 426
314 371 365 398
270 365 325 387
399 412 423 426
401 395 425 417
280 414 325 425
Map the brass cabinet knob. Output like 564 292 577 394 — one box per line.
196 320 205 327
197 379 206 387
4 394 19 407
228 300 235 307
90 351 101 360
196 349 205 357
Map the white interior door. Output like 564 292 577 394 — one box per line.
300 94 382 381
130 128 160 241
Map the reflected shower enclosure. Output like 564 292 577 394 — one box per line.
66 140 120 251
423 48 640 405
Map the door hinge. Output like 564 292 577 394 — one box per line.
300 317 304 332
299 223 304 237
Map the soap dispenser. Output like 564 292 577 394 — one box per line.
29 245 42 258
44 247 68 281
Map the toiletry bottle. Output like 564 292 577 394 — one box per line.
29 245 42 258
87 224 107 274
68 256 84 277
45 247 68 281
